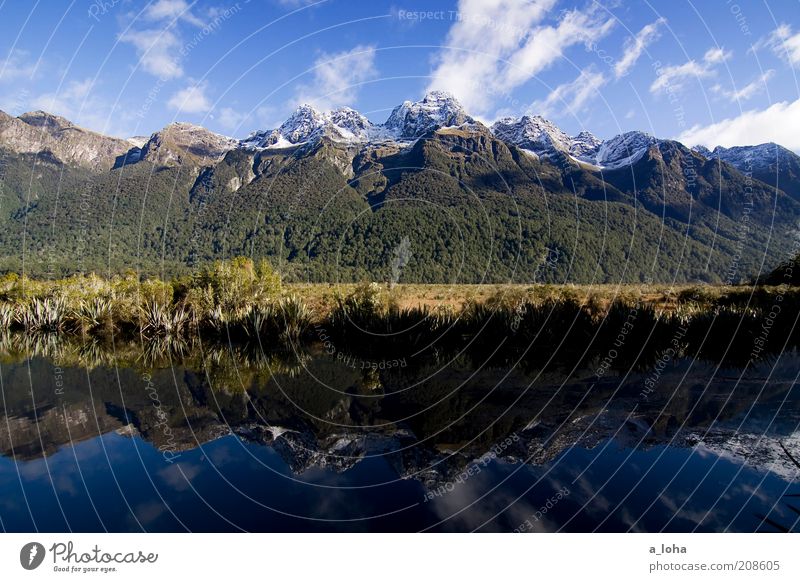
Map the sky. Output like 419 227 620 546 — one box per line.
0 0 799 151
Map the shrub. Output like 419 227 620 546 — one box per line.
18 297 69 332
193 257 281 319
140 301 189 338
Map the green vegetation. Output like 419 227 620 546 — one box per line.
2 258 799 369
1 127 798 283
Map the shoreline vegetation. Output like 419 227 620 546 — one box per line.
1 257 799 368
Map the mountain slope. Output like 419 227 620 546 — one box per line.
1 94 799 282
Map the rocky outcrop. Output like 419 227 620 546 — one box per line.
139 122 238 168
0 110 133 171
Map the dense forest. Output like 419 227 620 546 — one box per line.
1 124 797 283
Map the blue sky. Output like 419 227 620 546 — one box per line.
1 0 799 150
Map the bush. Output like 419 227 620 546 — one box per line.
193 257 281 319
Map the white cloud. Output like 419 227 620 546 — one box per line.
650 46 730 94
120 28 183 79
30 78 93 115
651 61 712 93
677 99 800 151
0 49 37 83
753 24 800 65
614 17 665 78
703 47 731 64
530 68 606 117
27 78 134 135
713 70 774 102
293 45 377 110
168 81 212 113
216 107 245 130
144 0 204 27
119 0 212 80
427 0 615 115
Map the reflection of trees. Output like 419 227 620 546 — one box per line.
1 332 800 501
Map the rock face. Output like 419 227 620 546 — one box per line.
139 122 238 168
0 110 133 170
5 96 800 178
569 130 603 160
710 142 791 170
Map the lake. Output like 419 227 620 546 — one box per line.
1 334 799 532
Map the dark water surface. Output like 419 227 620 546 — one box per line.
1 336 799 532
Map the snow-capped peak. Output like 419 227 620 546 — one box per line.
594 130 657 170
242 92 476 149
241 103 386 149
569 130 602 160
326 106 375 141
384 90 474 139
491 115 572 158
242 104 324 148
491 115 603 162
707 142 797 172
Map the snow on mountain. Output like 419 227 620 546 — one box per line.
489 115 604 164
490 115 571 159
691 429 800 481
707 142 798 173
594 131 658 170
242 91 476 150
242 104 386 149
241 104 325 149
7 94 796 177
569 130 602 161
126 136 148 148
384 90 475 140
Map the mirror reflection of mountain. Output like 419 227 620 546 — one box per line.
2 334 799 489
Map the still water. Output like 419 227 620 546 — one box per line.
1 335 799 532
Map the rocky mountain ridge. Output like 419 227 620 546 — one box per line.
3 92 798 177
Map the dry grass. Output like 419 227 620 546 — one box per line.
283 283 743 319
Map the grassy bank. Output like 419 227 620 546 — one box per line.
1 258 799 367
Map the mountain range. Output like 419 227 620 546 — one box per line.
1 90 799 282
